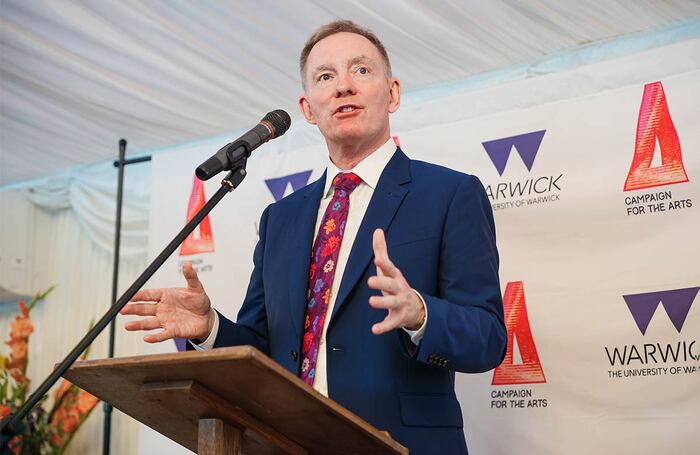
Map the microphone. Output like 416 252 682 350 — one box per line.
196 109 291 180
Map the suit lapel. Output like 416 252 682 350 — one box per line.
286 171 326 336
330 149 411 324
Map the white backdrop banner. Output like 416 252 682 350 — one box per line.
142 40 699 454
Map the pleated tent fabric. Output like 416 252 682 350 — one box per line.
1 0 699 186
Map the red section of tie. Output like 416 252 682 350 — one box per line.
299 172 362 385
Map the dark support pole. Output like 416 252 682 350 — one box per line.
103 139 127 455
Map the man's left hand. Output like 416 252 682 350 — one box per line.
367 228 426 334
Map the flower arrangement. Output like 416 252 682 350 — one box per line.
0 288 100 454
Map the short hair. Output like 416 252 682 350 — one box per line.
299 20 392 87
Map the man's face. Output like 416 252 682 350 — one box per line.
298 32 400 150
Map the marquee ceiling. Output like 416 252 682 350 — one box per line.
1 0 698 186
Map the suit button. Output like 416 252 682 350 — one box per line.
291 350 298 361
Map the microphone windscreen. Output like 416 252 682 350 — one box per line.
263 110 291 137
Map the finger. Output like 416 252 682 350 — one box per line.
372 229 399 277
129 288 163 303
372 228 389 262
369 295 399 309
120 302 158 316
372 313 402 335
374 256 400 278
143 328 174 343
367 276 400 295
125 317 161 331
182 261 204 292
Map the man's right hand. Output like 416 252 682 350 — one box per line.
121 261 215 343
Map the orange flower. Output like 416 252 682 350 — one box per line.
75 391 98 414
323 218 336 235
6 338 27 357
61 412 78 433
50 432 64 447
51 405 79 434
51 397 69 424
8 437 20 455
5 301 33 373
3 289 101 452
54 379 74 402
18 300 29 318
51 406 66 422
50 381 99 444
321 236 340 256
9 368 24 383
6 339 28 371
9 316 33 339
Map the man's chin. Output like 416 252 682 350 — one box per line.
326 128 366 144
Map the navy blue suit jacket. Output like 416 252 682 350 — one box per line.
213 149 506 453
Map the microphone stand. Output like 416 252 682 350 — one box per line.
0 156 248 449
103 140 153 455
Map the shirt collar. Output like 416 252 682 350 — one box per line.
322 137 396 198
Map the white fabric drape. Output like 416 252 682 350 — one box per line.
23 161 151 259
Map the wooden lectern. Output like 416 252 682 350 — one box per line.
64 346 408 454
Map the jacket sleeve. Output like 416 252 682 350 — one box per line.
411 174 507 373
213 205 271 354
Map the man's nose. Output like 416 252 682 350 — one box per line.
335 73 356 97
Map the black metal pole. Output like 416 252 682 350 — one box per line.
103 138 127 455
112 155 151 167
0 163 247 446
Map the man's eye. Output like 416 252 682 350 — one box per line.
318 74 331 81
358 67 368 75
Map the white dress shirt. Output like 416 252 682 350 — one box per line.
194 138 427 397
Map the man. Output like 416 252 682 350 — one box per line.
122 21 506 454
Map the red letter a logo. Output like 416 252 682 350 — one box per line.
492 281 546 385
624 81 688 191
179 175 215 256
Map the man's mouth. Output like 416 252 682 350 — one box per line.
335 105 362 115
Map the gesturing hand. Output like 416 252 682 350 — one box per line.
367 229 425 335
120 262 215 343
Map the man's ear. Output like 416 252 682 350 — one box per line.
388 77 401 114
298 94 317 125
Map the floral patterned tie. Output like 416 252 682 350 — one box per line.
299 172 363 385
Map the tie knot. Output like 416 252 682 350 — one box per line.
332 172 362 194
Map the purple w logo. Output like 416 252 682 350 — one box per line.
623 287 698 335
482 130 546 176
265 170 313 202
